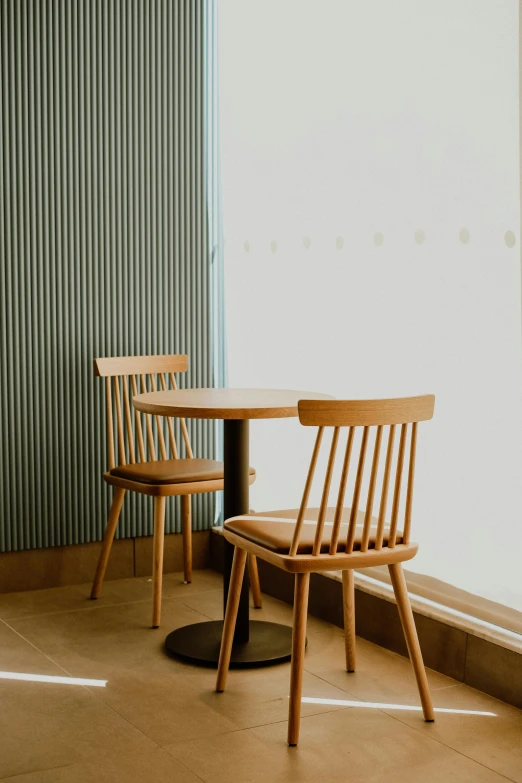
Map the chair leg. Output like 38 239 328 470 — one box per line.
216 546 247 693
181 494 192 584
90 487 126 600
342 569 356 672
248 554 262 608
388 562 434 721
152 496 166 629
288 572 310 747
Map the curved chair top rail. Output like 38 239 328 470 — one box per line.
288 394 435 557
94 354 188 378
298 395 435 427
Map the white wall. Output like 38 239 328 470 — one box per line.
220 0 522 612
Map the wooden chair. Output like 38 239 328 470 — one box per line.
216 395 435 746
90 354 262 627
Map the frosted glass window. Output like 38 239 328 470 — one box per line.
220 0 522 614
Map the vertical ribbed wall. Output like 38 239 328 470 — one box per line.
0 0 216 551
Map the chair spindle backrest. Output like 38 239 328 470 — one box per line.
290 396 435 557
94 355 193 469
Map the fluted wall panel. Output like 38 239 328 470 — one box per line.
0 0 217 551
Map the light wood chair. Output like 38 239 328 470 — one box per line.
216 395 435 746
90 354 262 627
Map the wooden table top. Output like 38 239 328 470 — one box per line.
132 388 334 420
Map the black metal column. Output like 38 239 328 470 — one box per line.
223 420 250 643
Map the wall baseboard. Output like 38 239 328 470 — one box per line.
209 529 522 711
0 531 210 594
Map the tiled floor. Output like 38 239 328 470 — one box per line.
0 570 521 782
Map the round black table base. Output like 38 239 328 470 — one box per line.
165 620 294 668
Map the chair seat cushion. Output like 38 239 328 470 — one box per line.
224 507 403 554
111 458 255 486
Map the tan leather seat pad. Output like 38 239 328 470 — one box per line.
224 507 403 554
111 458 255 486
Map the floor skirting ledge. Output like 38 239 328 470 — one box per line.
0 531 210 594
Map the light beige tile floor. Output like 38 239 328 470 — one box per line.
0 569 521 782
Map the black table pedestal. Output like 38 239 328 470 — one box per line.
164 419 293 668
165 620 293 668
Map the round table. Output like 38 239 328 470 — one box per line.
133 388 333 668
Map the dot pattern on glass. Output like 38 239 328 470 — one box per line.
238 231 514 250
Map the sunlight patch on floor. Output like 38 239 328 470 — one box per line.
0 671 107 687
301 696 496 716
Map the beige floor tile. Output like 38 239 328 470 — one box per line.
1 747 201 783
0 624 155 779
165 727 316 783
383 683 522 782
161 568 223 597
165 707 507 783
304 628 458 702
0 621 61 676
6 596 210 681
4 592 242 747
0 579 150 622
179 664 364 730
178 587 227 620
3 572 520 783
0 570 222 622
95 671 238 745
82 652 362 742
6 591 365 746
261 709 510 783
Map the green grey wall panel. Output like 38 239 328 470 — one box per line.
0 0 217 551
